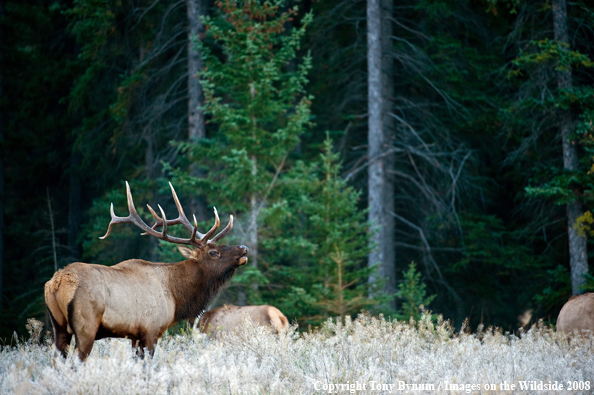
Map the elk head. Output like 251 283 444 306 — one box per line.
100 181 248 269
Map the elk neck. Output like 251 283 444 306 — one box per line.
167 258 238 323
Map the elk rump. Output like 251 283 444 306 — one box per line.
557 293 594 335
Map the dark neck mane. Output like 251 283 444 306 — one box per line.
168 260 236 323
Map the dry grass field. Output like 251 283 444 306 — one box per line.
1 313 593 394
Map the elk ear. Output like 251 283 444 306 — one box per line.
177 245 195 259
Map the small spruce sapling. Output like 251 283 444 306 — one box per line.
269 135 384 325
395 262 436 321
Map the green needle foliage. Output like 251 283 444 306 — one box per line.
264 135 384 326
396 262 436 321
169 0 314 303
172 0 313 213
513 40 594 206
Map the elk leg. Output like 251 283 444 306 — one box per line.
131 338 145 358
130 338 140 352
74 324 103 361
137 333 158 358
70 315 101 361
47 306 72 358
55 329 73 358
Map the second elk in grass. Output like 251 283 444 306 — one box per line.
44 182 248 360
557 293 594 336
198 305 289 336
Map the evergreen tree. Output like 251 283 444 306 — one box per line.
396 262 436 321
170 0 313 303
504 0 594 302
265 135 384 326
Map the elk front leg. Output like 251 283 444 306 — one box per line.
136 332 158 358
73 320 101 361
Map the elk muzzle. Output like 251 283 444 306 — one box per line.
238 245 249 266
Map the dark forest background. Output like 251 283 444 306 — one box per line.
2 0 594 340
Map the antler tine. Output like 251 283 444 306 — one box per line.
125 181 139 219
99 203 120 239
144 204 160 234
209 214 233 243
190 214 199 244
143 184 195 232
199 207 221 244
169 182 185 216
100 182 156 239
124 181 158 235
157 204 170 240
168 182 195 232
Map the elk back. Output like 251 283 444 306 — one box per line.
198 304 289 335
557 293 594 335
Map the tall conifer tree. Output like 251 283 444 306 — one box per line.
552 0 588 295
175 0 313 302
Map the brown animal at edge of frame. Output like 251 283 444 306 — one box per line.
198 304 289 336
44 181 248 360
556 292 594 336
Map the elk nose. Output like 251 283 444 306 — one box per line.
240 245 249 256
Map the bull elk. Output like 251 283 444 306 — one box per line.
198 304 289 335
557 293 594 335
44 182 248 360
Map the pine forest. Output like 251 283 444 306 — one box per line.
2 0 594 342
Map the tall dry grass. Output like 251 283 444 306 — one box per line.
1 313 592 394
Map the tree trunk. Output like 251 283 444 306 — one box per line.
248 192 258 271
248 156 259 290
553 0 588 295
0 98 3 316
367 0 395 306
367 0 383 289
237 167 259 306
145 136 159 261
68 151 81 260
245 84 259 300
187 0 205 141
0 0 5 314
381 0 396 306
187 0 210 222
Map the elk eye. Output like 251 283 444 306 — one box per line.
209 251 220 258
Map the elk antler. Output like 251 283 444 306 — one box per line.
99 181 233 247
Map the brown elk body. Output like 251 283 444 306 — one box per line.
556 293 594 335
44 182 248 360
198 304 289 335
